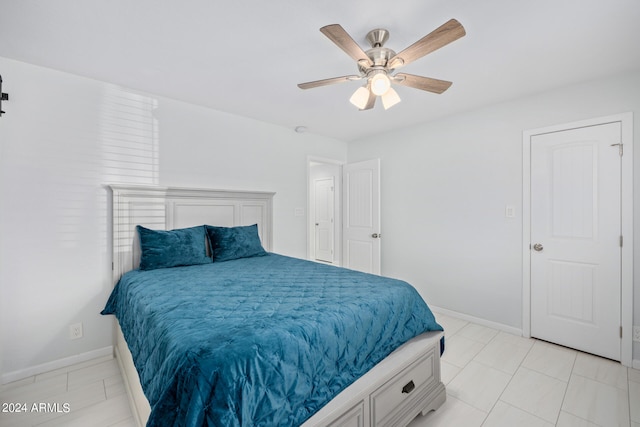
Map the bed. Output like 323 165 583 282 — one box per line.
103 184 446 427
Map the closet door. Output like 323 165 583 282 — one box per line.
530 122 622 361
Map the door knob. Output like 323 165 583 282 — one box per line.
533 243 543 252
371 233 381 238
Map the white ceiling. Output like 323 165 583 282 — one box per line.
1 0 639 142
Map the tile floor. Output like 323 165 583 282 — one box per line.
0 356 135 427
0 313 638 426
410 313 640 427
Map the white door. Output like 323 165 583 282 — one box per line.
530 122 621 361
343 159 381 274
314 177 334 263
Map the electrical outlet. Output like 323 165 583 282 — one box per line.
634 326 640 343
505 205 516 218
69 322 83 340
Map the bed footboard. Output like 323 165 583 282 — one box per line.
115 325 445 427
302 331 445 427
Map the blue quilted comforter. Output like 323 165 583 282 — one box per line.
101 254 442 426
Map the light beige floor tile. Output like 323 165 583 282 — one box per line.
3 380 107 426
629 379 640 423
474 333 534 375
628 367 640 384
0 410 36 427
35 355 113 383
104 375 127 399
35 393 132 427
55 380 106 414
0 405 32 427
573 352 628 390
482 401 553 427
446 361 512 412
0 401 72 427
0 357 132 427
434 314 468 337
109 417 138 427
500 367 567 423
33 369 70 383
441 335 486 368
456 323 499 344
0 376 36 392
562 374 630 427
407 395 487 427
0 374 68 404
440 360 461 385
521 340 577 382
556 411 601 426
493 331 537 348
67 359 120 390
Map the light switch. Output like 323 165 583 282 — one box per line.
294 207 305 217
505 205 516 218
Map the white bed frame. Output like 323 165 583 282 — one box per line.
108 184 445 427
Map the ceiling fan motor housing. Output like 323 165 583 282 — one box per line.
359 28 397 73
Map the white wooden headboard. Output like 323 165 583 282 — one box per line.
107 185 275 283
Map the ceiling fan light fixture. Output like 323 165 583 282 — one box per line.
381 87 401 110
370 71 391 96
349 86 371 109
299 20 466 112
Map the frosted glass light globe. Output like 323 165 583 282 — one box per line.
370 73 391 96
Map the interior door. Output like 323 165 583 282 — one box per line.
530 122 621 361
314 177 334 263
343 159 381 274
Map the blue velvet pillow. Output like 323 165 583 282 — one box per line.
205 224 267 262
137 225 212 270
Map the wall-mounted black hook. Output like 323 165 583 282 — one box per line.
0 74 9 116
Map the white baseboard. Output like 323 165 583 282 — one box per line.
430 305 523 337
1 346 114 385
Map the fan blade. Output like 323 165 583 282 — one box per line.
393 73 452 94
320 24 373 67
298 75 361 90
387 19 465 69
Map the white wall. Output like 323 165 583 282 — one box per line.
348 70 640 361
0 57 347 379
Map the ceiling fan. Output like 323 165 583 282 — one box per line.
298 19 465 110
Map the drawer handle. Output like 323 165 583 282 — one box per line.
402 380 415 394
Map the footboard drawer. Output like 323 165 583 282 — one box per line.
370 348 436 427
327 401 365 427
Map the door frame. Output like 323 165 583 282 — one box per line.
522 112 633 367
